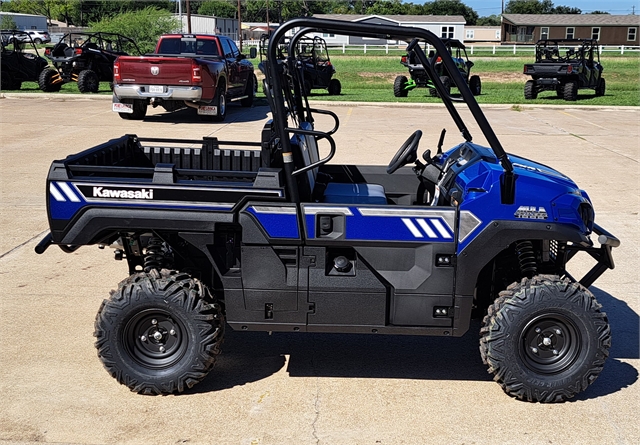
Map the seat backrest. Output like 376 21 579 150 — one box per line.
295 121 320 192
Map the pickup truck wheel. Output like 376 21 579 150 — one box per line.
241 76 254 107
524 80 537 100
77 69 99 93
393 75 409 97
480 275 610 403
38 68 62 92
563 80 578 101
94 269 224 395
212 84 227 122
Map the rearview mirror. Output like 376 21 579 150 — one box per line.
249 47 257 59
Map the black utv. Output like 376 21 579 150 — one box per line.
39 32 141 93
523 39 605 101
394 39 481 98
1 30 48 90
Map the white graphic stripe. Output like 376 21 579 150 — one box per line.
49 183 66 202
431 219 452 238
57 182 81 202
416 219 438 238
402 218 423 238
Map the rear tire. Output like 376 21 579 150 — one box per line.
77 69 99 93
94 269 225 395
328 78 341 95
524 80 537 99
213 83 227 122
393 75 408 97
38 67 62 92
595 77 606 97
480 275 610 403
563 80 578 101
469 75 481 96
438 76 451 97
1 71 13 90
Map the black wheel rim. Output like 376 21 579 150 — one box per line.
123 308 188 369
520 313 581 375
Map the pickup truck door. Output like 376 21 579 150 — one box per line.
220 37 243 94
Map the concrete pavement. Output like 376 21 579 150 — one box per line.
0 95 638 445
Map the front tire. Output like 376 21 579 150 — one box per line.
469 75 481 96
94 269 224 395
38 67 62 92
241 75 254 107
328 78 341 95
480 275 610 403
393 75 408 97
595 77 606 97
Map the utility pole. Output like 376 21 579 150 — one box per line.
237 0 242 51
186 0 191 34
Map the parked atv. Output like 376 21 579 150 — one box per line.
1 30 48 90
394 39 481 98
39 32 141 93
295 36 341 95
523 39 604 101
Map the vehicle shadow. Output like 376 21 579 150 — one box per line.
188 286 638 400
141 104 270 124
572 286 640 401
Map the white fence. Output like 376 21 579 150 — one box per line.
303 42 640 56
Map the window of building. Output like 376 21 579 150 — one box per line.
566 27 575 39
628 27 637 41
591 27 600 40
540 27 549 40
322 33 335 38
466 29 474 39
441 26 454 39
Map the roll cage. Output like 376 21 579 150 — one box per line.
264 18 516 205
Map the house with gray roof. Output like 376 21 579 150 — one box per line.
309 14 466 45
502 14 640 45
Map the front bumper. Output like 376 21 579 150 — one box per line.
565 223 619 288
113 84 202 101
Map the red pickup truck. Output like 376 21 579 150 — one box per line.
112 34 257 121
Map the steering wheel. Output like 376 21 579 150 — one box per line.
387 130 422 174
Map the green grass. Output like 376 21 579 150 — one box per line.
5 53 639 106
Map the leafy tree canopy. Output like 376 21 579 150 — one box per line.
505 0 581 14
88 6 179 53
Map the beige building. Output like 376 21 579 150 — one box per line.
502 14 640 45
464 26 501 43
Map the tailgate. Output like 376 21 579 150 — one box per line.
118 56 195 85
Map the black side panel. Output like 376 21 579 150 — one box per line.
456 220 588 295
57 208 232 245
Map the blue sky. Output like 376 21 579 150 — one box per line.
415 1 640 17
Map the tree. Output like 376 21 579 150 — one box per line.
552 6 581 14
88 7 179 54
504 0 554 14
424 0 479 26
0 14 17 29
590 11 610 14
198 0 236 18
477 14 501 26
365 0 409 15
